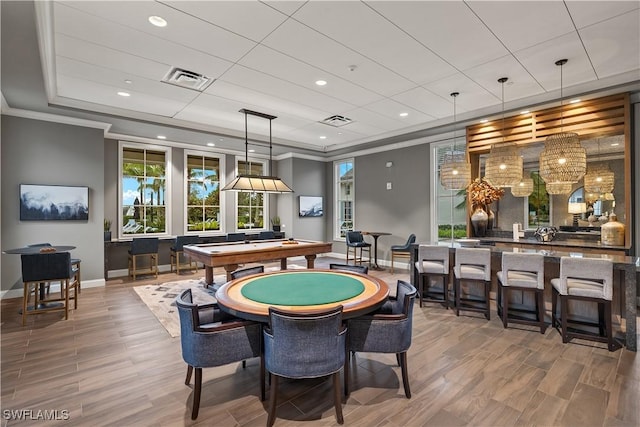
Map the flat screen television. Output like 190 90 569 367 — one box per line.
20 184 89 221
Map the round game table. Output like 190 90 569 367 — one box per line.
215 269 390 322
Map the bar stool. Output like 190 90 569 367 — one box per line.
128 237 159 280
551 256 620 351
453 247 491 320
414 244 450 308
497 252 546 333
170 235 200 274
346 231 371 266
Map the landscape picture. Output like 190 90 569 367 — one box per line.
299 196 323 217
20 184 89 221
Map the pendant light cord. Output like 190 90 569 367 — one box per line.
556 59 568 132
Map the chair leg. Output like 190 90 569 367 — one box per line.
418 274 424 307
391 253 395 274
598 302 606 337
560 295 569 344
191 367 202 420
454 278 460 316
537 289 546 334
604 300 617 352
267 374 278 427
260 353 266 402
64 279 70 320
501 285 509 328
399 352 411 399
333 372 344 424
22 283 29 326
242 360 246 369
343 347 350 396
185 365 193 385
552 287 558 329
484 280 490 320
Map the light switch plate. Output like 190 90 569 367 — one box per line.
386 182 392 190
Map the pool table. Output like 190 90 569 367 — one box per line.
183 239 332 285
215 269 390 322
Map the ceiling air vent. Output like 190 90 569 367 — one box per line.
161 67 213 91
320 115 353 127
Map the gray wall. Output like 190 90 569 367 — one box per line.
327 143 432 263
1 116 105 292
289 157 325 241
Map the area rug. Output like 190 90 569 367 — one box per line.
134 265 306 337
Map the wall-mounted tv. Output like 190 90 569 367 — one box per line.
299 196 323 217
20 184 89 221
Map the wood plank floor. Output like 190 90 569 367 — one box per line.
2 257 638 426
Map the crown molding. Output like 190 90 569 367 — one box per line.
1 105 112 132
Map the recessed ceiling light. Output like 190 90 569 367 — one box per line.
315 80 327 86
520 110 530 114
611 143 619 147
337 132 342 135
569 98 581 104
207 142 215 147
219 138 224 141
124 79 132 84
480 119 489 123
157 135 166 140
117 91 130 97
248 149 255 153
399 112 409 117
319 136 327 140
148 16 167 27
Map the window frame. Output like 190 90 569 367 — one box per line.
233 155 269 232
118 141 171 239
183 149 225 236
334 158 355 241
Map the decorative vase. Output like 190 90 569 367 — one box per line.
471 207 489 237
272 225 281 232
601 213 624 246
487 207 495 230
104 231 112 242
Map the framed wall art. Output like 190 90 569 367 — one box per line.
299 196 323 217
20 184 89 221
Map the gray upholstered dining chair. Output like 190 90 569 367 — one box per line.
453 247 492 320
263 305 347 426
27 243 82 294
211 266 266 293
497 252 546 333
329 263 369 274
415 244 450 308
170 235 200 274
128 237 159 280
390 233 416 273
346 231 371 266
551 257 619 351
346 280 417 398
21 252 79 326
176 289 263 420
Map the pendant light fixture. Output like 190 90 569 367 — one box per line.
221 109 293 193
511 175 534 197
545 181 573 195
440 92 471 190
539 59 586 185
484 77 522 187
583 138 615 194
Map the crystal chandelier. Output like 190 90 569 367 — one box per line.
539 59 586 186
440 92 471 190
484 77 522 187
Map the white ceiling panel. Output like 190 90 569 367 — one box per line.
391 87 454 119
56 75 189 117
579 11 640 79
362 98 436 125
366 1 508 71
58 1 256 63
566 1 640 28
55 34 170 82
463 54 545 100
218 65 353 115
263 1 306 17
467 1 574 52
56 57 199 103
165 0 289 42
422 74 498 112
342 107 407 133
291 1 457 85
261 18 415 96
514 33 600 91
238 45 384 107
53 4 234 80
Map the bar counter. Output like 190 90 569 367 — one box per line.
410 242 639 351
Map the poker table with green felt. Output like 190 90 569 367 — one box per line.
215 269 390 322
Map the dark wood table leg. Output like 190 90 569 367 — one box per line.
204 266 214 287
305 254 316 269
280 258 287 270
224 264 239 282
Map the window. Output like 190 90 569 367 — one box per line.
432 142 467 241
335 159 354 239
120 144 170 237
236 159 266 230
528 171 552 228
186 152 223 233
